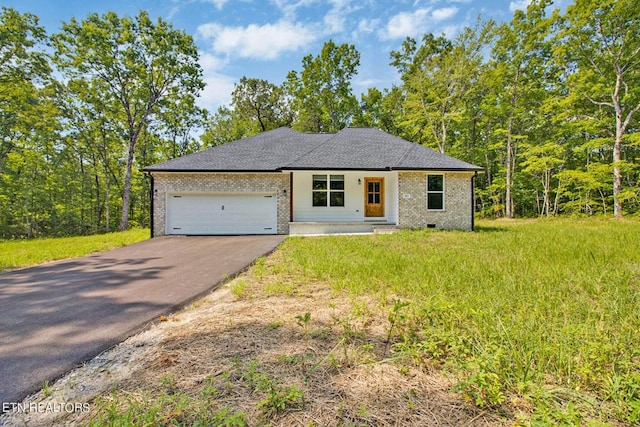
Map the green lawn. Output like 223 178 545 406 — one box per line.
264 219 640 425
0 229 149 272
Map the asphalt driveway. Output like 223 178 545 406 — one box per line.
0 235 284 407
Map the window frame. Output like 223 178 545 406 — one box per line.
312 174 345 207
426 174 445 211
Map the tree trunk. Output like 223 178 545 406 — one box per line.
612 70 626 218
612 134 622 218
105 175 110 233
505 69 519 219
119 134 137 230
506 114 514 218
612 72 624 218
543 169 551 218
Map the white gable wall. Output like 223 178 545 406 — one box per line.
291 171 398 223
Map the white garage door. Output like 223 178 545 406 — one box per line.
166 193 277 235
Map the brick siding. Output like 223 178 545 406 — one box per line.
398 172 474 230
151 173 290 235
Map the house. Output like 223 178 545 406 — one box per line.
143 127 483 236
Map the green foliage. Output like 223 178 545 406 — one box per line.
232 77 292 132
90 357 306 425
52 10 204 231
2 0 640 237
0 228 148 271
263 220 640 423
559 0 640 217
89 389 248 426
285 40 360 132
257 384 305 419
234 358 306 419
229 278 248 299
390 20 494 154
295 312 311 330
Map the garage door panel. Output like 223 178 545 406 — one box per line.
167 193 277 235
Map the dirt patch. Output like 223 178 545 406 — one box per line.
2 271 507 426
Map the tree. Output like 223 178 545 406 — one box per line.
57 78 124 233
231 77 291 132
285 40 360 132
486 0 554 218
0 8 61 237
201 106 255 147
559 0 640 217
0 7 51 171
390 22 493 154
352 86 404 135
52 11 204 230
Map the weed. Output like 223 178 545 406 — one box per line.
158 374 177 394
295 312 312 336
42 380 51 398
229 278 248 299
384 299 410 354
267 320 284 329
89 389 247 426
253 256 267 279
258 385 305 419
232 358 306 420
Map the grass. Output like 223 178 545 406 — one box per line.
0 228 149 271
263 218 640 424
33 219 639 425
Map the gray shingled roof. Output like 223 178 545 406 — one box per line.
144 127 483 172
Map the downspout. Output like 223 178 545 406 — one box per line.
148 173 155 238
289 172 293 222
471 171 477 231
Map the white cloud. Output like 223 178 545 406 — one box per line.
202 0 229 10
323 0 348 33
356 18 380 34
195 52 235 110
322 0 364 35
197 20 317 60
323 10 345 34
440 24 463 38
379 6 460 40
198 73 235 110
380 8 429 40
270 0 316 20
198 52 227 72
509 0 531 12
432 7 458 22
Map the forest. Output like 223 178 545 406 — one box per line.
0 0 638 238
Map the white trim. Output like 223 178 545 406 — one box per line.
150 171 287 176
311 173 346 208
426 174 445 211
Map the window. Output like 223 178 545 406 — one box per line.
312 174 344 207
427 174 444 210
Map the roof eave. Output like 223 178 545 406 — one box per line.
392 167 485 172
280 167 393 171
143 168 282 173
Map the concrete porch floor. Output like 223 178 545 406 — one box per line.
289 222 399 235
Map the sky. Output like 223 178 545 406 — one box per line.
3 0 562 113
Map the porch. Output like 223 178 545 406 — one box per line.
288 221 399 235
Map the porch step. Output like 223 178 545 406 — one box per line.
373 224 400 234
289 222 396 235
